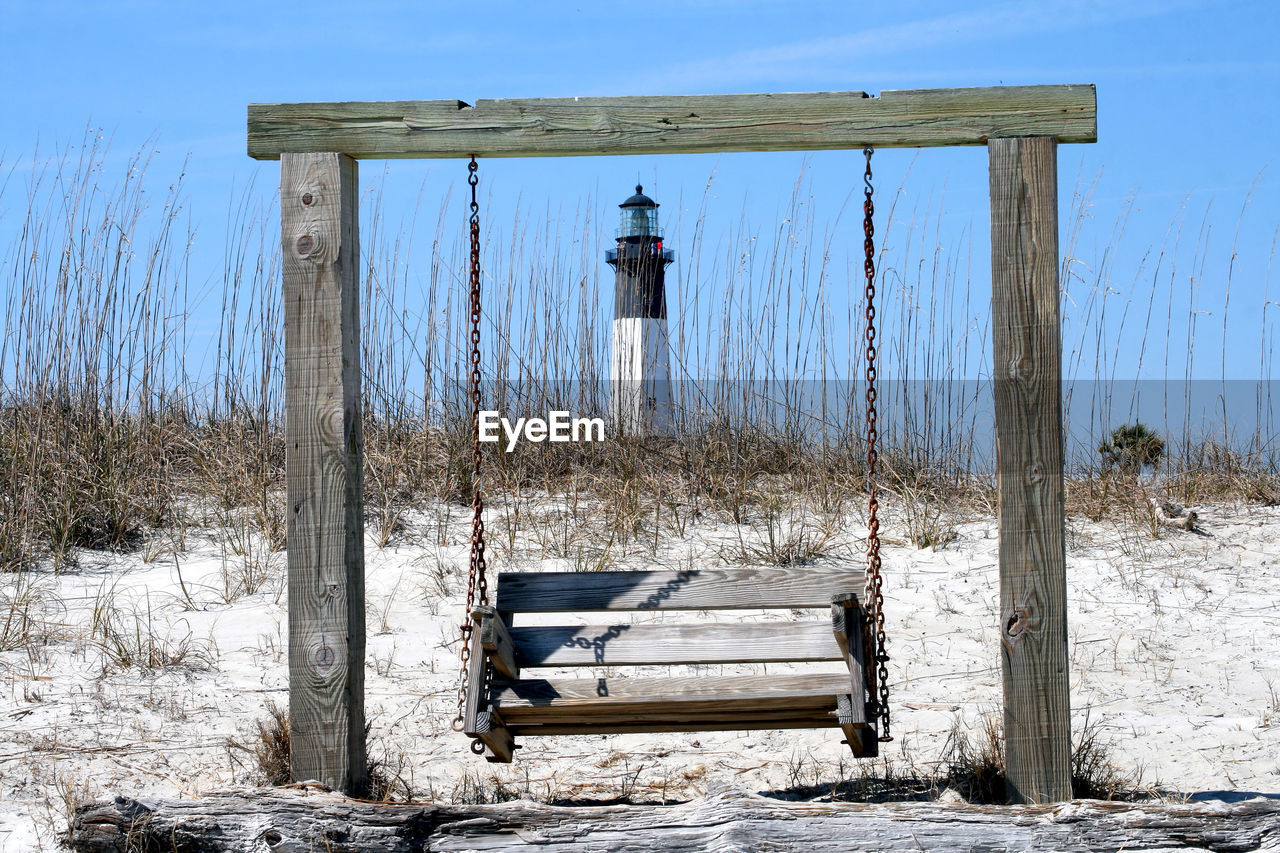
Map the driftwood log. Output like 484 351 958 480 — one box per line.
69 784 1280 852
1153 496 1200 531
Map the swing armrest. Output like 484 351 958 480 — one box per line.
830 593 868 728
464 607 519 763
472 605 519 680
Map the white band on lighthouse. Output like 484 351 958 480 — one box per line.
610 317 673 436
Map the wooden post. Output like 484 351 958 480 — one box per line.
281 152 367 794
988 136 1071 804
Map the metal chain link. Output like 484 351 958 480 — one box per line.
452 157 489 736
861 147 892 743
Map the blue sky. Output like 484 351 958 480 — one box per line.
2 0 1278 384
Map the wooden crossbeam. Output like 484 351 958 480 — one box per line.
248 85 1096 160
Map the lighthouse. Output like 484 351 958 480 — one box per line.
606 185 675 436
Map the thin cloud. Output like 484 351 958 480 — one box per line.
638 0 1221 91
757 58 1280 89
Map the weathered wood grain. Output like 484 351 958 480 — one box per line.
989 136 1071 804
508 714 847 736
500 699 842 723
69 787 1280 853
496 567 865 612
490 672 850 718
830 597 869 727
281 152 366 795
835 694 879 757
462 610 489 731
508 621 843 667
247 85 1097 160
476 606 519 679
469 711 516 764
464 611 517 763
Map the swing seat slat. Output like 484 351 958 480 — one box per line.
508 622 844 667
492 675 864 740
494 566 866 612
492 672 856 713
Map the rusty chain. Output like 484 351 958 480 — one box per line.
452 157 489 739
861 147 892 743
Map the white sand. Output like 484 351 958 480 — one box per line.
2 499 1277 849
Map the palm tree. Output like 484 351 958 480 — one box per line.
1098 423 1165 477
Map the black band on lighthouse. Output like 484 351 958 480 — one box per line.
608 184 673 320
611 248 669 319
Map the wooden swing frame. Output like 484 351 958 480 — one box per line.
247 83 1096 803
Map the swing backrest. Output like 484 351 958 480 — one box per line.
493 566 865 669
